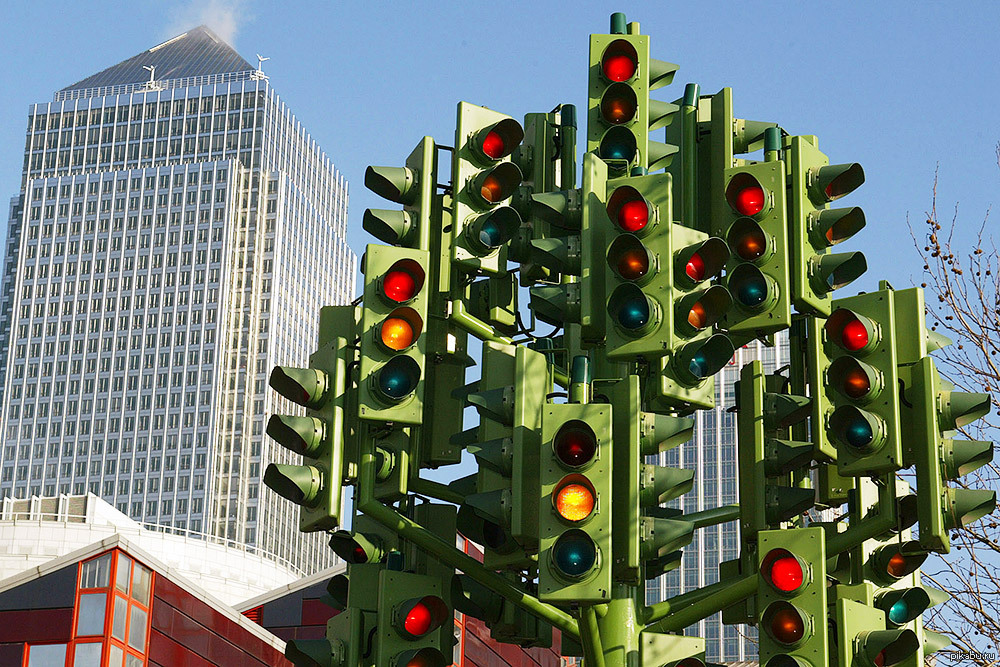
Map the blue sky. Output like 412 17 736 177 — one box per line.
2 1 998 297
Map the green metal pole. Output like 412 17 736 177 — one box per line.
681 83 699 228
643 573 755 626
559 104 577 190
356 430 579 640
644 574 756 633
409 477 466 505
450 298 513 345
595 591 640 667
683 504 741 530
569 355 591 404
579 606 607 667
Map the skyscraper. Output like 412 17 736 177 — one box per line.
647 334 790 663
0 26 356 574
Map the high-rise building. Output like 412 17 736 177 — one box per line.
646 334 790 663
0 26 356 574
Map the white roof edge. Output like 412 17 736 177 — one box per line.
234 561 345 612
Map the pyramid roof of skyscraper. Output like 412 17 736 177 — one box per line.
60 25 254 92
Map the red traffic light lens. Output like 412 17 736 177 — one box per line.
770 556 804 593
404 602 432 636
383 270 417 303
554 421 597 468
619 199 649 232
842 318 869 350
481 130 505 159
399 596 448 639
734 185 765 216
352 546 367 563
601 40 638 81
686 252 706 282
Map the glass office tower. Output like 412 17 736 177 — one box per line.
647 334 790 663
0 26 356 574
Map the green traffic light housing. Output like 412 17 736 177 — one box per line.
363 208 416 246
269 366 328 408
471 162 522 207
263 463 321 507
857 629 919 667
812 252 867 294
675 286 732 336
365 165 417 205
869 540 927 584
809 206 866 248
464 206 521 255
329 530 385 564
808 162 865 204
470 118 524 163
673 334 735 386
265 415 325 457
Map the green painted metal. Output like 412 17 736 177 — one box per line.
451 102 524 275
910 354 995 553
717 160 793 339
757 527 828 667
786 134 867 316
645 574 756 632
826 288 903 475
577 152 610 342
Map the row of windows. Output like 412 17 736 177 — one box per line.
30 170 228 203
29 113 262 151
31 92 265 131
29 188 228 220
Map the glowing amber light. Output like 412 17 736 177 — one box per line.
618 199 649 232
480 174 504 203
843 367 871 399
381 317 415 351
616 249 649 281
887 552 907 578
555 483 595 522
769 607 804 644
687 302 708 330
481 130 504 159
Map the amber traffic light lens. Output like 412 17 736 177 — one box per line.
844 367 871 399
555 481 595 522
381 317 415 350
768 605 805 644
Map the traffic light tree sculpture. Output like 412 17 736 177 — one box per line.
263 11 996 667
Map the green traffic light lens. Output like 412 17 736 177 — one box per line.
888 600 909 625
688 351 710 379
845 418 874 448
479 218 503 248
737 277 767 307
552 529 598 579
374 356 420 403
599 126 638 163
618 296 650 329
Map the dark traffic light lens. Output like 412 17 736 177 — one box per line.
552 530 597 578
601 83 637 123
375 356 420 401
352 546 366 563
617 249 649 281
845 418 874 448
765 603 805 645
734 230 766 261
686 252 706 281
481 130 505 159
737 277 767 307
599 126 638 162
617 296 650 329
688 351 710 379
888 599 910 625
554 421 597 467
844 366 871 398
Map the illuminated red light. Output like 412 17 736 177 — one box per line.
603 54 636 82
403 602 433 636
383 269 418 303
734 184 765 216
618 199 649 232
686 252 706 282
769 555 804 592
481 130 504 160
841 318 869 351
352 546 366 562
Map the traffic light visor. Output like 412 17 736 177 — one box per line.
677 286 731 334
677 237 728 285
269 366 328 408
811 162 865 203
465 206 521 254
472 162 522 205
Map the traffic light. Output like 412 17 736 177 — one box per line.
451 573 553 648
358 244 429 424
587 17 678 174
757 527 828 667
328 514 396 564
835 599 918 667
538 402 613 603
824 290 903 476
265 305 355 532
363 136 436 249
737 361 815 538
910 354 996 552
654 224 734 409
454 343 547 565
786 134 867 316
609 376 695 583
452 102 524 275
375 570 452 667
718 160 792 340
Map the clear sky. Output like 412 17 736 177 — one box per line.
2 0 998 298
